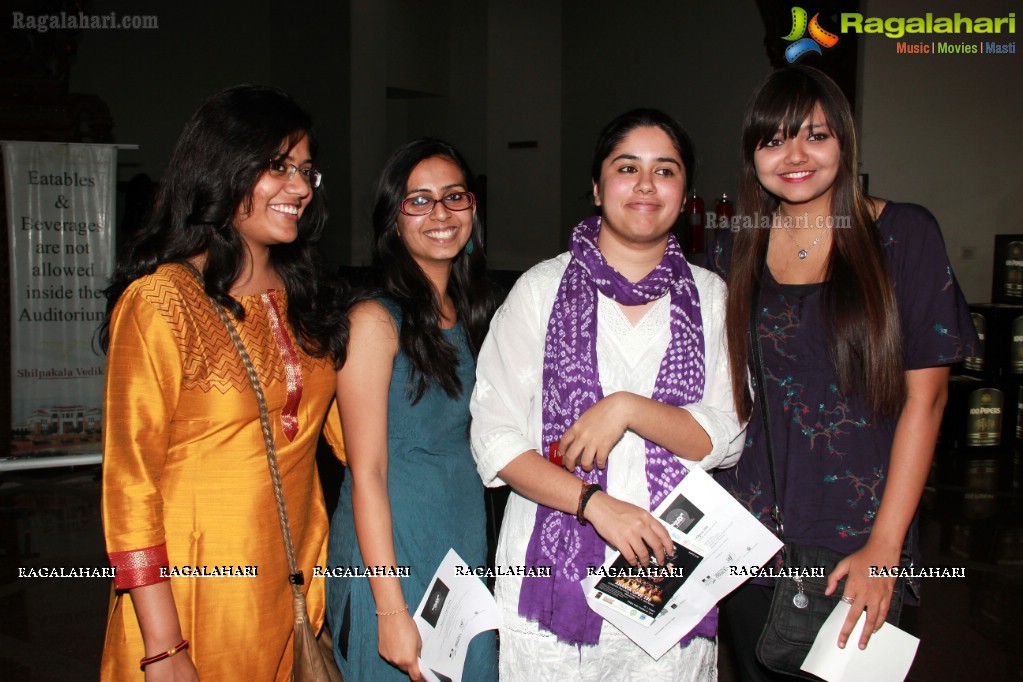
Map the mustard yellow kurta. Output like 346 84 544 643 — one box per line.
100 263 339 681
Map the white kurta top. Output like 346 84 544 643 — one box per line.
470 252 745 679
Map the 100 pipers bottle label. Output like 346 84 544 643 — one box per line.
967 388 1003 446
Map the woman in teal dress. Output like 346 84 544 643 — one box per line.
326 139 497 681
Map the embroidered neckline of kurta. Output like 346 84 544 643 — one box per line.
262 290 303 442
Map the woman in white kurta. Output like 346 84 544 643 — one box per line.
470 110 745 680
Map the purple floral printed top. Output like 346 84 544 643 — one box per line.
710 203 978 562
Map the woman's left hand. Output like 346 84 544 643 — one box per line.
825 540 901 650
560 393 634 472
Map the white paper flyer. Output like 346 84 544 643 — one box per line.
582 465 784 659
413 548 501 682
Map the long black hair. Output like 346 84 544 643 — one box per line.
725 66 904 421
372 138 495 402
100 85 348 365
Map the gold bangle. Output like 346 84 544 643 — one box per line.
376 603 409 616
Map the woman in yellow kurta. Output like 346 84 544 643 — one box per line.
99 85 347 681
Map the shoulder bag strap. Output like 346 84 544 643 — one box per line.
185 263 306 591
749 261 786 543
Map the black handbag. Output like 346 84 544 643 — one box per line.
757 542 904 679
747 269 907 679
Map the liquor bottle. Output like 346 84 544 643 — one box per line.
714 193 733 233
964 312 985 372
685 189 705 254
967 387 1004 447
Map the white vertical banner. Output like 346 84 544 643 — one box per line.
4 142 116 459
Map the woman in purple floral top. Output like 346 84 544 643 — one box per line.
711 66 977 680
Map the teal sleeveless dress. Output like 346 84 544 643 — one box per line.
326 299 497 681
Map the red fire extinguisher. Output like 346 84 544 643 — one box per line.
685 189 705 253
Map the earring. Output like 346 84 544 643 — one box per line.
465 238 475 256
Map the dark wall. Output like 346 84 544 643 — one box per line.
68 0 352 266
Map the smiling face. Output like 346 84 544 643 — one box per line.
396 155 474 270
592 125 686 248
753 103 840 214
233 135 313 253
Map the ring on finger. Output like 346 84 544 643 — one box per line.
840 595 855 604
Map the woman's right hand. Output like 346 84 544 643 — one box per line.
560 393 634 471
143 652 199 681
583 491 673 566
377 611 424 681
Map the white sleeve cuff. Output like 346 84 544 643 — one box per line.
473 432 537 487
683 403 745 470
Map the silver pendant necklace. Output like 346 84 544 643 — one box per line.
777 211 824 259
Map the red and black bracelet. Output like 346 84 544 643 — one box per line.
140 639 189 670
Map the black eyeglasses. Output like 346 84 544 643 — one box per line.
399 191 475 216
268 159 322 189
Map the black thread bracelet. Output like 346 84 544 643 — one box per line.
577 484 603 526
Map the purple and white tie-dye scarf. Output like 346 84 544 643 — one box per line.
518 214 717 646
